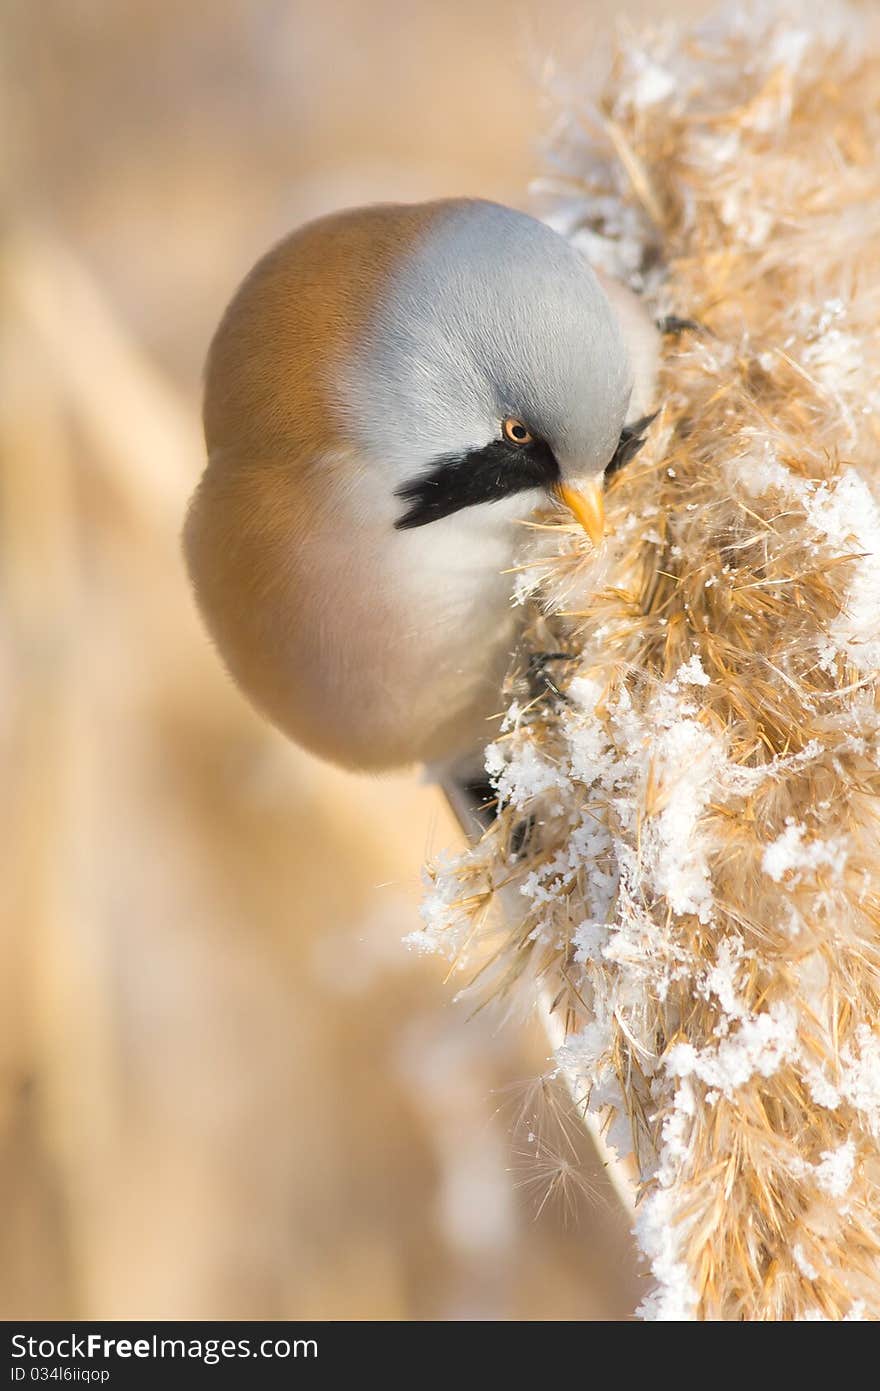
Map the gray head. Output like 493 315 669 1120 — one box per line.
340 199 634 530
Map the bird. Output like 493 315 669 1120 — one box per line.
184 198 658 774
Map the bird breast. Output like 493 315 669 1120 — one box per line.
185 446 523 772
295 494 521 770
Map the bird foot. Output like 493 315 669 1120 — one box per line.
606 412 658 479
656 314 705 336
527 651 579 702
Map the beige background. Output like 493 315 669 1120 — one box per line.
3 0 706 1319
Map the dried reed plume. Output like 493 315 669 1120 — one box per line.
416 3 880 1319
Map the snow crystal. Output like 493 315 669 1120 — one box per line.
767 25 811 73
565 710 616 791
676 654 711 687
704 937 749 1023
761 821 848 883
406 855 469 958
803 1064 841 1111
627 52 676 109
659 1079 697 1170
732 447 798 497
813 1140 856 1198
635 1185 699 1321
839 1026 880 1135
803 327 863 391
485 740 568 808
572 918 609 964
804 472 880 673
556 1019 612 1081
793 1244 819 1280
665 1003 799 1098
719 191 774 247
643 706 720 923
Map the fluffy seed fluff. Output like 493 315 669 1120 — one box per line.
413 2 880 1320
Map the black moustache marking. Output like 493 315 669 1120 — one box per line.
394 438 560 530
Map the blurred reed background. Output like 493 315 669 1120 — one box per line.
2 0 706 1319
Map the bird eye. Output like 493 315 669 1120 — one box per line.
502 417 534 447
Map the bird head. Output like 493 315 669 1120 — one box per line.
338 199 634 543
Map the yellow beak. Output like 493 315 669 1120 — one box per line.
555 478 606 546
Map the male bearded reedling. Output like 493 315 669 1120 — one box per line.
184 198 658 772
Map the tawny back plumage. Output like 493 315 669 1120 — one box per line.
190 204 465 765
203 202 449 464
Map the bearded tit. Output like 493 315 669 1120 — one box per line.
184 198 657 772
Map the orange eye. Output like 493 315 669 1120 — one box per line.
502 417 534 446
